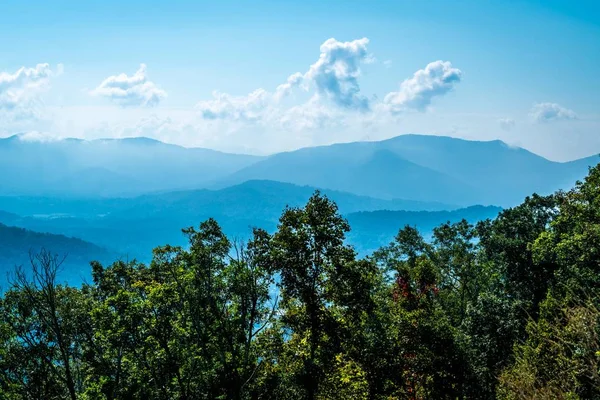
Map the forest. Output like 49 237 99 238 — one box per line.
2 164 600 400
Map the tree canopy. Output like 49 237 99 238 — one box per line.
3 165 600 399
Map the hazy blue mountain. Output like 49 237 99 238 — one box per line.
0 180 455 260
216 134 598 206
346 205 503 255
0 135 262 197
3 133 596 205
0 180 454 220
215 142 479 205
0 203 501 284
0 223 115 287
375 135 594 204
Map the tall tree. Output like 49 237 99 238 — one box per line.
270 192 355 399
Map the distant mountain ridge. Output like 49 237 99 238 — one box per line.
0 182 500 270
215 134 598 206
2 133 597 205
0 134 263 197
0 180 455 259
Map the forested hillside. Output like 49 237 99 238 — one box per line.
2 165 600 399
0 223 114 286
0 180 459 261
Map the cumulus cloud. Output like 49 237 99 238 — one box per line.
498 118 516 131
382 60 462 114
192 38 462 137
91 64 166 107
0 63 60 111
195 37 374 125
274 72 305 101
304 37 371 111
530 102 577 123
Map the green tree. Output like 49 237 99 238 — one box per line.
0 250 86 400
270 192 355 399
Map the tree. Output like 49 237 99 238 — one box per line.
270 192 355 399
1 250 85 400
498 295 600 400
477 194 558 316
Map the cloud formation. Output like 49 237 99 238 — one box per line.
382 61 462 114
0 63 59 111
274 72 304 101
91 64 166 107
15 131 60 143
530 102 577 123
304 37 371 111
195 37 374 123
165 38 463 142
498 118 516 131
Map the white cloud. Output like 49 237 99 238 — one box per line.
274 72 305 101
191 41 465 143
0 63 61 112
91 64 166 107
382 60 462 114
383 60 393 68
0 39 474 156
498 118 516 131
304 37 371 111
194 37 373 126
530 102 577 123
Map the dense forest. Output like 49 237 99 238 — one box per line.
2 165 600 400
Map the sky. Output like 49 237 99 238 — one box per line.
0 0 598 161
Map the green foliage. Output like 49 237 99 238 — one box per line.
498 296 600 399
3 165 600 399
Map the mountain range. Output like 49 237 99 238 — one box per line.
0 135 261 197
1 132 597 284
216 135 597 206
0 180 458 259
0 180 500 264
1 133 596 206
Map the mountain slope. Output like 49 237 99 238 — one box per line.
375 135 590 203
217 145 479 204
0 223 115 286
0 180 455 259
0 135 263 197
217 134 597 206
3 133 596 205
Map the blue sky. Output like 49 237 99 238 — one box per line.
0 0 598 160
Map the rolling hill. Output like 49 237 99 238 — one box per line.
0 181 455 259
0 223 115 287
0 180 500 265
